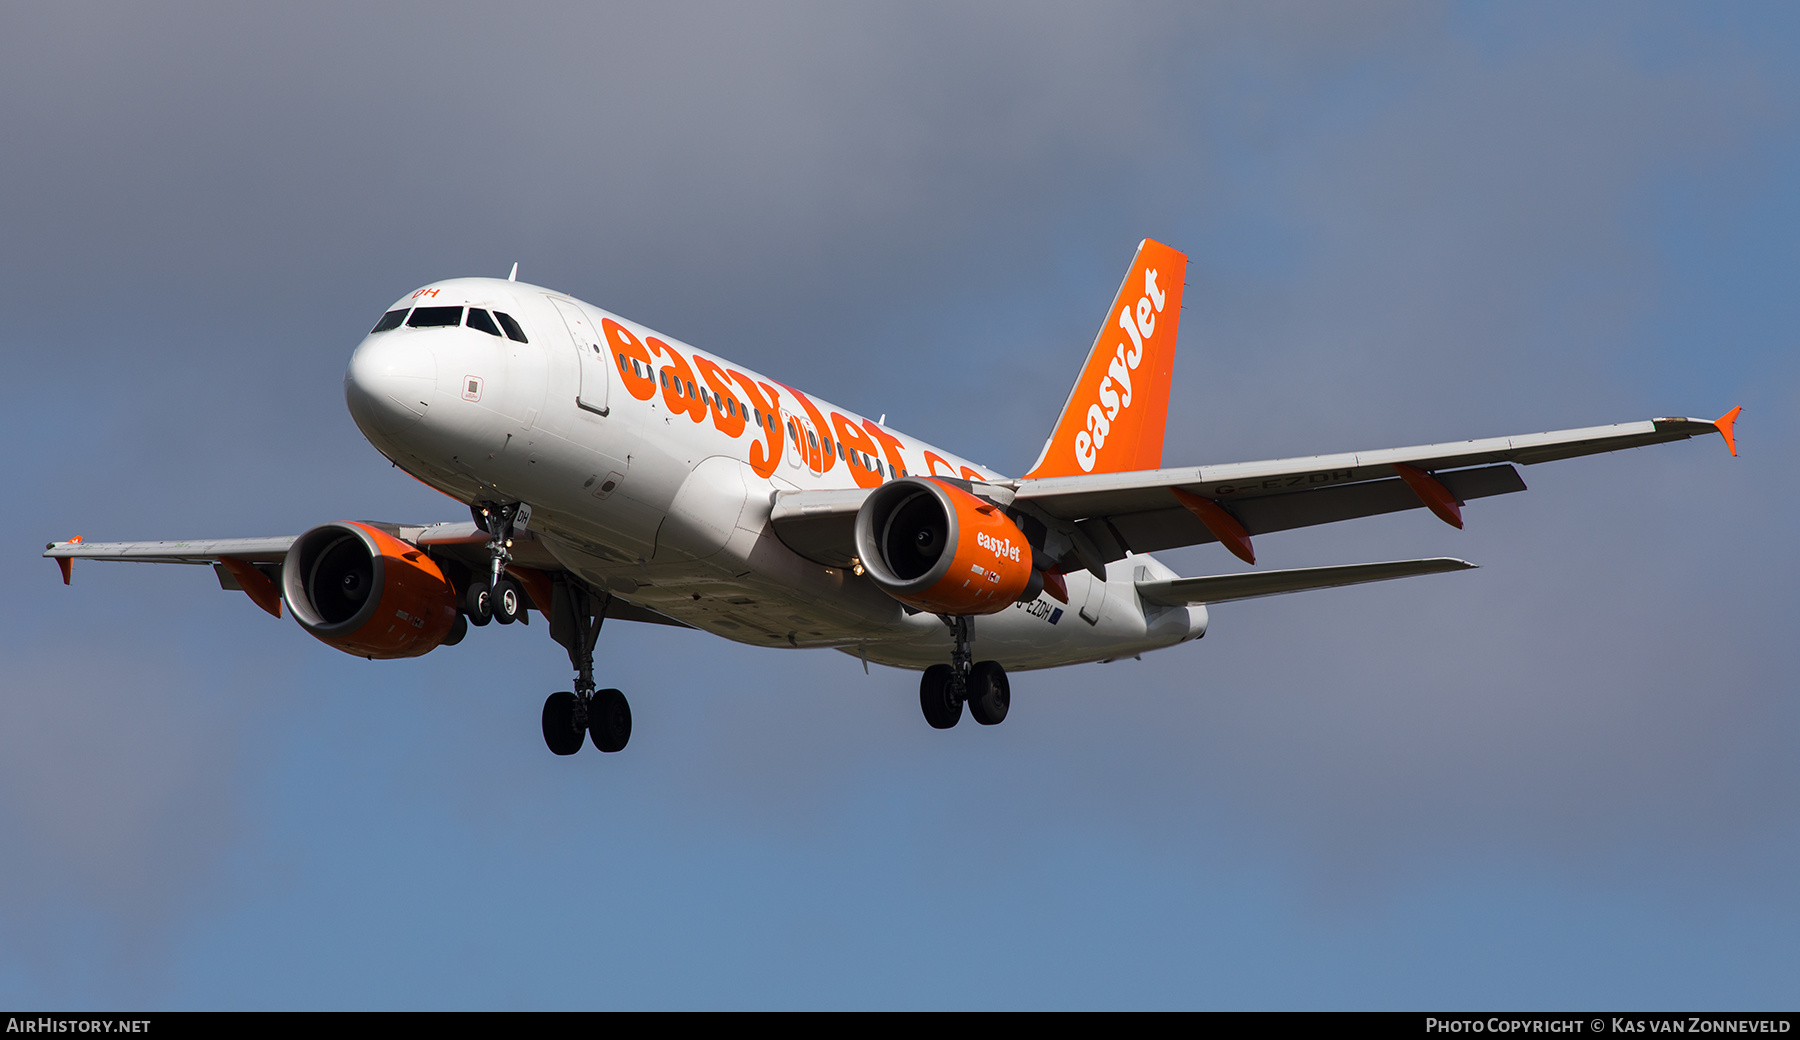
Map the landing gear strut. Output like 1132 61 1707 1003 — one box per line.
471 502 525 625
920 616 1009 729
464 503 632 756
541 574 632 755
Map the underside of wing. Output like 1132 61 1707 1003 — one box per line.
1137 557 1476 606
768 488 869 567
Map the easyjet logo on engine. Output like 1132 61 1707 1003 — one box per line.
976 531 1021 562
1074 267 1166 473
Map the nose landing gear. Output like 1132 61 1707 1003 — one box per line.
470 503 527 626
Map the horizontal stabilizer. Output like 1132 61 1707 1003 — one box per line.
1136 557 1475 606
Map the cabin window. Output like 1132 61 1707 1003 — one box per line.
685 379 696 399
494 311 528 343
371 309 407 333
466 309 502 337
407 306 463 328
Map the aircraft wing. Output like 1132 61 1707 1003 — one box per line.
43 524 692 629
769 413 1734 573
44 535 298 565
1136 557 1475 606
1011 413 1735 571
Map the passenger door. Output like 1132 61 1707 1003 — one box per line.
549 297 610 416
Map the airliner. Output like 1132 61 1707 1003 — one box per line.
45 241 1739 755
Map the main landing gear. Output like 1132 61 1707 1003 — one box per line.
539 566 631 756
920 615 1009 729
469 500 633 757
541 687 631 756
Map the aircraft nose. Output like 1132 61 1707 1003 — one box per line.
344 334 436 437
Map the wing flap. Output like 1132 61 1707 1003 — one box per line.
1137 557 1476 606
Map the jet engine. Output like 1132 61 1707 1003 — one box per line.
282 521 459 659
853 477 1043 615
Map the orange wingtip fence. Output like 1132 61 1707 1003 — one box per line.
1715 406 1741 457
53 536 82 584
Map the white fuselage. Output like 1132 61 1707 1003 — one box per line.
344 277 1206 670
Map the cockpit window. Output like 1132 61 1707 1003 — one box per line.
493 311 528 343
371 309 408 333
407 306 464 328
466 308 503 337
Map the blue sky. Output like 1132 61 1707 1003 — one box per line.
1 2 1796 1008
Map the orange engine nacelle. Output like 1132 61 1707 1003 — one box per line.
854 477 1042 615
281 521 459 659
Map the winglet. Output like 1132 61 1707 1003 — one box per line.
1714 406 1741 457
52 535 82 584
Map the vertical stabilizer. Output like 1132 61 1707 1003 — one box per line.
1024 239 1186 478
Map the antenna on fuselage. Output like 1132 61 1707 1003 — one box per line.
508 262 518 282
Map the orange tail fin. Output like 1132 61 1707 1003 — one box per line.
1025 239 1187 479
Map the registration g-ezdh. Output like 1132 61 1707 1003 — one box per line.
47 242 1739 755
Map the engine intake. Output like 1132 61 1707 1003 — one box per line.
282 521 459 658
854 477 1041 615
